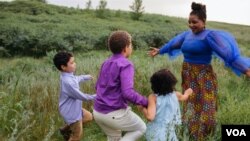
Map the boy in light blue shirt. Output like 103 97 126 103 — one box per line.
53 51 96 141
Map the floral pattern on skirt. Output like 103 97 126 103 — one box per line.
181 62 218 141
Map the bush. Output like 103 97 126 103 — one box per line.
0 27 72 57
143 31 169 47
131 32 147 49
94 33 109 50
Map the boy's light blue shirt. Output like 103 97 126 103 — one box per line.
59 72 96 125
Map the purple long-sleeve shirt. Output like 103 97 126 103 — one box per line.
94 54 148 114
59 72 96 124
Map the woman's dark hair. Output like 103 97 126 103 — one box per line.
150 69 177 95
53 51 73 71
108 30 131 54
190 2 206 22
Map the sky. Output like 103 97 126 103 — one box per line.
46 0 250 26
2 0 250 26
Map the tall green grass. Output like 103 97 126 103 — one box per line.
0 51 250 140
1 1 250 140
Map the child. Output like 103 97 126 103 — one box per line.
93 30 148 141
140 69 192 141
53 51 96 141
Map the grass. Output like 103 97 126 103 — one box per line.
1 1 250 140
1 0 250 57
0 50 250 141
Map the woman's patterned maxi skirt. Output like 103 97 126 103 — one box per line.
182 62 218 141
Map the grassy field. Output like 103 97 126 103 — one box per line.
1 0 250 57
1 0 250 141
0 50 250 141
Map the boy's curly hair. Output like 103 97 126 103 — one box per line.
108 30 131 54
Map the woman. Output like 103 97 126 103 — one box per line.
149 2 250 141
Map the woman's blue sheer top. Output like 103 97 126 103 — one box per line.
159 29 250 76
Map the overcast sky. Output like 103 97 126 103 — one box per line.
46 0 250 26
3 0 249 26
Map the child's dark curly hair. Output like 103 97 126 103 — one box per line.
150 69 177 95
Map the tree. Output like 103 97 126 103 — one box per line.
17 0 47 3
96 0 108 19
129 0 144 20
85 0 92 10
38 0 46 3
31 0 47 3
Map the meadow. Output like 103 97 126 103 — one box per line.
1 0 250 141
1 50 250 141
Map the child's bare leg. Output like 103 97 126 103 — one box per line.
60 124 71 141
82 108 93 123
69 120 82 141
61 124 70 130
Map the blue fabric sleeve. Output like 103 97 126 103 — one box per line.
67 82 96 100
76 75 92 83
207 30 250 76
159 31 187 59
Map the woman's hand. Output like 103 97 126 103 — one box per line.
148 47 159 57
246 69 250 77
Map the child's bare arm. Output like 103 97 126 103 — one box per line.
176 88 193 101
141 94 157 121
137 105 148 118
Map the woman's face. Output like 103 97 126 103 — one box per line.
188 14 205 34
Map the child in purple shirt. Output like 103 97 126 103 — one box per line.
93 30 148 141
53 52 96 141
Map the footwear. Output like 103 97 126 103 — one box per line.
59 127 71 141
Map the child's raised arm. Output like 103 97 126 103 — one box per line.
175 88 193 101
140 94 157 122
76 74 93 83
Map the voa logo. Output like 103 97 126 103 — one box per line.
226 129 246 136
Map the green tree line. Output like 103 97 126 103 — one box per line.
0 0 187 57
0 0 250 57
